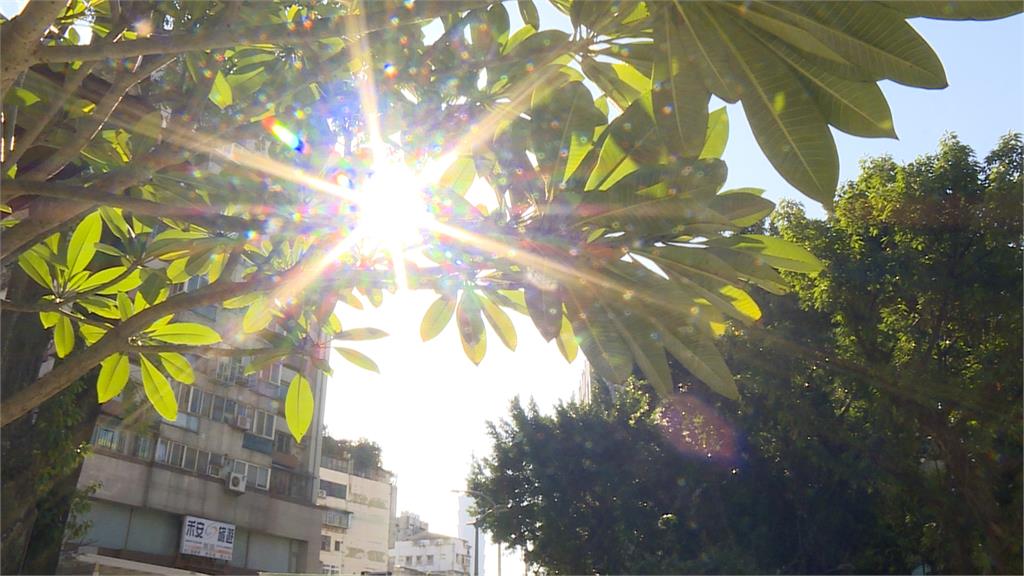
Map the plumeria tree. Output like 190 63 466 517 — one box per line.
2 0 1020 443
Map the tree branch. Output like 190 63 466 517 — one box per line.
0 0 71 96
126 344 284 358
30 14 434 64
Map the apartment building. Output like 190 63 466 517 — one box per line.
391 512 471 576
318 438 397 575
56 286 329 574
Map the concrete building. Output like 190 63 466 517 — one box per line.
457 496 486 576
57 287 329 574
391 512 471 576
318 439 397 575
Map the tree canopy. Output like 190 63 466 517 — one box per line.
1 0 1020 445
468 133 1023 574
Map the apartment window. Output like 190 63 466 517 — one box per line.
233 460 270 490
224 399 238 423
405 556 412 565
252 410 275 439
215 357 246 385
416 556 422 565
94 427 118 450
320 480 347 499
334 540 341 551
274 431 292 454
321 535 331 551
170 442 185 467
323 509 351 528
182 446 198 471
187 387 210 416
207 453 225 477
169 275 209 295
133 435 153 460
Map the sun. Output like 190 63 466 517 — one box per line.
356 159 433 251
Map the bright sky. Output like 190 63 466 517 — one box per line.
322 8 1023 576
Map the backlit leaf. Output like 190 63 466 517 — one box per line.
336 327 389 341
54 315 74 358
420 295 456 341
97 353 129 402
140 354 178 420
335 347 380 373
457 290 487 365
146 322 222 345
159 352 195 384
67 211 102 275
285 373 314 443
480 293 517 351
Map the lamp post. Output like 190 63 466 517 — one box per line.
453 489 503 576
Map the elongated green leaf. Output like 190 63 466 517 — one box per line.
655 318 738 400
438 156 476 195
78 266 126 292
67 211 102 275
700 107 729 159
555 315 578 363
159 352 195 384
54 316 74 358
608 311 674 397
285 373 314 443
222 292 262 309
702 7 839 206
518 0 539 28
243 298 274 333
336 327 389 341
524 285 562 342
18 249 52 289
708 248 790 295
146 322 222 345
585 94 661 191
580 57 646 110
480 293 517 351
80 323 108 345
116 292 133 320
209 71 233 109
666 2 744 102
761 2 947 88
564 289 633 383
713 234 823 273
335 347 380 373
653 8 710 158
420 296 456 341
708 191 775 227
757 33 896 138
97 353 130 402
884 1 1023 20
140 354 178 420
39 310 60 328
456 290 487 365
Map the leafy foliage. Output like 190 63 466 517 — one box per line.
469 134 1023 575
0 1 1019 431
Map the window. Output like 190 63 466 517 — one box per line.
207 453 225 477
170 275 209 295
155 438 169 463
94 427 118 450
233 460 271 490
170 442 185 467
323 509 351 528
215 357 246 385
187 387 209 415
211 395 225 422
321 480 347 499
252 410 275 439
416 555 422 565
334 540 341 551
321 535 331 551
182 446 198 471
427 555 434 564
133 435 153 460
274 431 292 453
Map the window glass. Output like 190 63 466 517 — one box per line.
95 428 117 450
182 446 197 471
155 438 169 463
224 400 237 421
170 443 184 467
274 431 291 453
134 435 153 460
208 454 224 476
197 451 209 475
334 541 341 551
256 466 270 489
321 535 331 551
212 395 225 422
188 388 204 414
233 460 246 476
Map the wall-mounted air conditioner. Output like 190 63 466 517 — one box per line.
227 472 246 494
318 489 328 499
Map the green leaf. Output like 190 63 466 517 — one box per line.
336 327 389 341
665 3 744 102
518 0 539 28
580 57 646 110
243 297 274 333
456 290 487 365
140 354 178 420
524 285 562 342
653 13 711 158
18 249 53 289
884 1 1023 20
8 87 41 107
39 310 60 328
555 314 578 363
335 347 381 373
285 373 314 443
116 292 133 320
564 291 633 383
653 317 738 400
709 191 775 227
438 156 477 195
209 71 233 109
222 292 262 309
585 94 661 191
480 293 517 351
97 353 130 403
146 322 222 345
159 352 195 384
80 323 108 345
702 7 839 206
758 3 947 88
420 295 456 341
66 211 102 275
54 316 74 358
608 311 674 398
700 107 729 159
713 234 824 273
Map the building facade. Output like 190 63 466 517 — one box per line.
391 512 471 576
318 443 397 575
57 294 329 574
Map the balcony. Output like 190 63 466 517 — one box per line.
269 467 313 503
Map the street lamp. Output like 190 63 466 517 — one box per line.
452 489 505 576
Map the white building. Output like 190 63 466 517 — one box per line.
391 512 471 576
457 496 486 576
318 440 397 575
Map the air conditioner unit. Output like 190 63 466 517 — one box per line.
235 414 252 430
318 489 328 499
227 472 246 494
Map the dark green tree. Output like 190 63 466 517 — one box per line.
469 134 1023 574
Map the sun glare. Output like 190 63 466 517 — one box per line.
357 161 432 250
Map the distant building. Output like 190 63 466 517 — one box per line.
390 512 471 576
57 290 329 574
457 496 486 576
318 438 397 575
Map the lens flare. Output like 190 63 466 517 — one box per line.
261 116 306 153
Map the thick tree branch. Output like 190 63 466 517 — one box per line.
127 344 286 358
0 0 71 96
